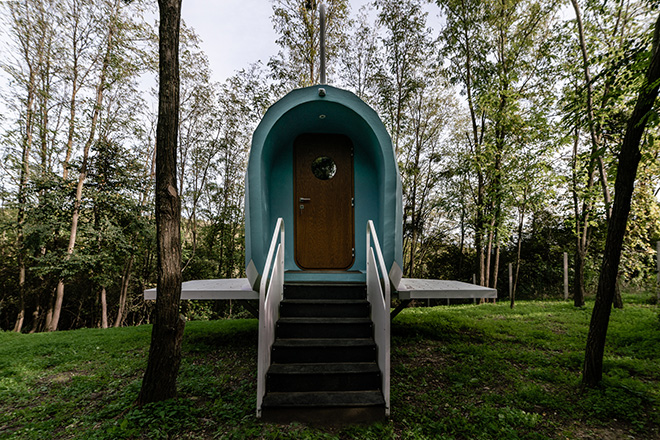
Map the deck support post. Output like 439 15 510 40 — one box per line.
237 300 259 319
390 299 412 320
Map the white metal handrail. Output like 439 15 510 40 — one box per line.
366 220 390 416
256 218 285 417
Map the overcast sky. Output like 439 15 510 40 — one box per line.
0 1 442 104
179 0 442 84
180 0 280 82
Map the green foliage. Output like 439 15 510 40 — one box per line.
1 301 659 438
103 399 201 439
1 0 659 342
621 155 660 287
270 0 350 89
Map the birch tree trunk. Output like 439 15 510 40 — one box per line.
570 124 588 308
100 286 108 329
114 255 134 327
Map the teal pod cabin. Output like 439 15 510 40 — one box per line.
245 85 403 287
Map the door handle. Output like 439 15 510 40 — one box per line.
299 197 311 203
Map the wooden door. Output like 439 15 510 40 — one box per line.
294 133 354 270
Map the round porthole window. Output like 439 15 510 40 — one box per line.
311 156 337 180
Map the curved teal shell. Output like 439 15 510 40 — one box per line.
245 85 402 285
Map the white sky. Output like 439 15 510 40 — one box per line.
180 0 442 83
0 0 442 115
180 0 280 82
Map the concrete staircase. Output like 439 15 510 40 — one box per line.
261 283 386 423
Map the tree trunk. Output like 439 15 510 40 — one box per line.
613 283 624 309
613 277 623 309
509 263 514 309
13 265 27 333
582 13 660 388
63 56 80 181
114 255 135 327
29 304 41 334
574 248 587 307
13 1 41 332
476 210 485 286
485 225 493 288
49 282 66 332
492 243 500 292
138 0 185 405
62 0 86 181
570 125 586 307
513 201 526 300
463 25 486 288
458 208 465 276
100 286 108 329
564 252 569 300
570 0 630 310
44 295 54 332
655 241 660 304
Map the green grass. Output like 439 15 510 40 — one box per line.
1 297 659 439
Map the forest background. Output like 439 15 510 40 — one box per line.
0 0 659 333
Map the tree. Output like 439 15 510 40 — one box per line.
269 0 349 89
509 137 557 302
3 0 44 332
197 66 272 281
489 0 559 288
438 0 490 285
564 0 651 307
620 161 660 286
582 12 660 387
175 24 221 276
372 0 462 278
338 5 380 102
48 0 123 331
375 0 430 154
0 0 159 331
438 0 560 288
87 136 150 328
138 0 185 405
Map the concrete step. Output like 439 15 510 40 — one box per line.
276 317 373 339
279 299 370 318
262 390 385 408
260 405 387 425
266 362 381 392
272 338 377 363
271 338 376 363
261 282 384 423
283 283 367 300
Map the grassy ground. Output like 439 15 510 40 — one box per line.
1 296 658 439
